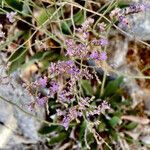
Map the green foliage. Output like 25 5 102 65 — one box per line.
48 132 68 145
81 80 93 96
5 0 23 11
109 116 121 128
103 76 123 98
38 125 62 135
73 10 85 25
36 7 59 26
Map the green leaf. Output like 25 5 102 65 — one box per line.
36 7 59 26
109 129 118 141
5 0 23 11
81 80 93 96
61 21 72 35
109 116 121 128
125 122 138 130
48 132 68 145
22 1 31 15
79 120 87 141
103 76 123 98
8 47 26 62
73 10 85 25
38 125 62 135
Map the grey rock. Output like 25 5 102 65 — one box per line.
0 56 45 149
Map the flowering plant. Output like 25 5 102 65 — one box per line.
0 0 149 149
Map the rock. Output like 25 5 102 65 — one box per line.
0 55 45 149
0 142 49 150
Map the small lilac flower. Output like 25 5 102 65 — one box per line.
36 97 47 107
97 22 106 32
82 32 89 40
119 16 129 27
62 116 70 130
99 38 108 46
100 51 107 61
58 90 70 102
90 51 99 60
139 4 148 11
66 60 74 67
65 39 74 47
56 109 66 116
38 76 47 87
6 11 17 23
100 100 110 113
50 81 59 93
110 8 121 18
92 38 108 46
81 18 94 31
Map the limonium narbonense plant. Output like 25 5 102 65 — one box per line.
27 17 110 131
20 2 149 149
25 1 146 130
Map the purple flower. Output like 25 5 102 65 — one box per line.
110 8 121 18
100 100 110 113
38 77 47 87
97 22 106 32
6 11 17 23
58 90 70 102
81 18 94 31
36 97 47 107
62 116 70 130
100 51 107 61
65 39 74 47
56 109 66 116
90 51 99 60
99 38 108 46
50 81 59 93
92 38 108 46
119 16 129 27
82 32 89 40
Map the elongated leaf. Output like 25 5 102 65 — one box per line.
38 125 62 135
5 0 23 11
81 80 93 96
125 122 138 130
109 116 121 128
48 132 68 145
8 47 26 62
79 120 87 141
73 10 85 25
103 76 123 98
36 7 59 26
61 21 72 35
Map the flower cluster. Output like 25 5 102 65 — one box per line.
57 98 110 130
90 51 107 61
27 18 110 130
92 38 108 46
77 18 94 40
97 22 107 32
65 39 88 58
110 3 148 27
